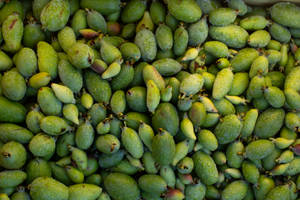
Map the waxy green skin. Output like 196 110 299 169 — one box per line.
40 116 70 136
2 13 23 53
245 139 275 161
120 42 141 62
37 87 62 116
209 8 237 26
0 0 24 24
221 180 248 200
248 30 271 48
226 141 244 168
96 134 120 154
229 72 249 96
37 41 58 79
209 25 249 48
143 64 165 90
270 2 300 28
111 63 134 91
241 109 258 138
174 26 188 56
29 133 55 160
69 184 102 200
0 141 27 169
0 123 33 144
231 48 259 72
0 50 13 71
269 23 291 43
152 130 175 165
240 15 269 30
14 48 37 78
193 151 218 185
135 28 157 62
0 96 26 123
104 173 140 200
153 58 182 76
249 56 268 78
138 174 167 194
26 158 52 183
30 177 69 200
110 90 126 115
213 68 234 100
121 127 144 159
204 41 229 58
215 114 242 144
75 121 94 150
168 0 202 23
126 86 147 112
1 69 26 102
87 9 107 34
156 23 173 51
68 43 95 69
188 17 208 46
0 170 27 188
58 26 76 53
40 0 70 32
180 74 204 96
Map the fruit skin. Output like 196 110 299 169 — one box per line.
168 0 202 23
29 177 69 200
68 43 95 69
192 151 218 185
188 17 208 46
270 2 300 28
37 87 62 116
40 0 70 32
209 8 237 26
138 174 167 194
135 28 157 62
245 139 275 160
0 96 26 123
37 41 58 79
0 123 33 144
221 180 248 200
0 170 27 188
104 173 140 200
212 68 234 100
68 184 102 200
1 69 26 101
209 25 249 48
0 141 27 169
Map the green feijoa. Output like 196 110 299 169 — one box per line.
65 166 84 184
270 2 300 28
180 116 196 140
146 80 160 114
193 151 218 185
0 0 24 24
159 85 172 102
265 185 290 200
69 184 102 200
81 157 98 177
262 147 281 171
58 59 83 93
85 70 111 104
212 151 226 165
81 0 120 16
212 68 234 100
202 113 220 128
104 173 140 200
226 141 244 168
0 141 26 169
86 9 107 33
32 0 50 20
86 174 102 185
240 15 269 30
124 112 151 130
253 175 275 200
198 129 218 151
135 28 157 62
99 40 121 64
96 134 120 154
168 0 202 23
202 72 215 91
1 124 32 145
276 150 294 164
75 120 94 150
241 109 258 138
209 25 249 48
177 96 193 111
143 151 158 174
0 170 26 188
98 150 125 169
185 182 206 200
29 72 51 90
14 48 37 77
68 146 87 171
173 25 188 57
290 27 300 39
0 96 26 123
248 30 271 48
150 1 165 25
151 129 175 165
71 9 87 36
155 23 173 51
143 64 165 90
166 13 179 31
171 139 189 166
152 103 179 136
228 0 247 15
2 13 23 53
264 86 285 108
245 139 275 160
209 8 237 26
216 57 230 69
228 72 249 96
180 74 204 96
111 90 126 115
68 43 94 69
221 180 248 200
49 162 72 186
152 58 182 76
242 161 259 184
0 50 13 71
121 127 144 159
97 192 111 200
111 63 134 91
11 189 31 200
40 0 70 32
29 133 55 160
266 71 285 89
254 108 285 138
0 187 15 197
284 157 300 176
63 104 79 125
25 108 44 134
266 49 281 67
267 40 281 50
249 56 268 78
214 98 235 115
1 69 26 101
252 96 270 111
26 158 52 183
188 17 208 46
205 185 220 200
56 132 74 157
248 75 266 98
279 43 288 67
126 87 147 113
37 87 62 116
177 157 194 174
138 175 167 194
204 41 229 58
285 112 300 131
188 102 207 128
30 177 69 200
284 66 300 90
51 83 75 104
37 41 58 79
121 0 146 23
120 42 141 62
57 26 76 53
121 23 136 39
231 48 259 72
159 165 176 188
40 116 70 136
269 23 291 43
166 77 180 104
136 11 154 32
130 62 146 87
96 119 110 135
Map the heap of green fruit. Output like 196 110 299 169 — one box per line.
0 0 300 200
